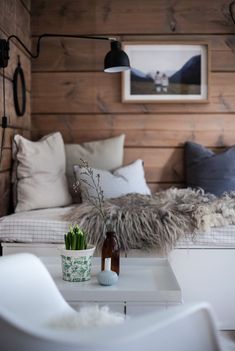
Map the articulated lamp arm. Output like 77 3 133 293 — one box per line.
0 33 130 72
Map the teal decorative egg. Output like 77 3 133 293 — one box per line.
97 270 118 286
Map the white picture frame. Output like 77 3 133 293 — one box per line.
122 42 209 103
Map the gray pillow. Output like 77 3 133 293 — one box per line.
185 141 235 196
74 159 151 199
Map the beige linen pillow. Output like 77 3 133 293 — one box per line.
65 134 125 201
14 132 72 212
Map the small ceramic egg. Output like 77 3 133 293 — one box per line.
97 258 118 286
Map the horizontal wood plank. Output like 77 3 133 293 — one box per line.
15 0 31 49
0 129 13 149
0 128 30 149
148 182 184 193
0 128 31 179
0 0 15 38
0 31 31 91
124 147 184 182
21 0 31 12
32 72 235 114
1 129 17 149
31 114 235 147
31 38 109 72
0 0 31 49
0 76 31 129
0 171 12 217
0 149 12 172
31 0 235 35
32 128 235 148
32 35 235 73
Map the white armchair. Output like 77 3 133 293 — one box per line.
0 253 233 351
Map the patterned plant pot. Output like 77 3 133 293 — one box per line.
60 245 95 282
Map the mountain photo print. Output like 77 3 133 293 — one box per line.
122 43 209 103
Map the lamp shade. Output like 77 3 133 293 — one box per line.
104 41 130 73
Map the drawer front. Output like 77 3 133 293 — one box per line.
68 301 125 314
68 301 180 316
126 303 167 316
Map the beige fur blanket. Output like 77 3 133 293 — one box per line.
63 188 235 253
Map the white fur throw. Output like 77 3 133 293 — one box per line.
47 305 125 330
64 188 235 253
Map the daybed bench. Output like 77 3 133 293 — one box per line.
1 205 235 330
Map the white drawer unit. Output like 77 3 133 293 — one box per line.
41 257 182 316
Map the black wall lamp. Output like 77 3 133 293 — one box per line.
0 33 130 164
0 33 130 71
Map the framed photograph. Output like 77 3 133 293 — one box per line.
122 42 209 103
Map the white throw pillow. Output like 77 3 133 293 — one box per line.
74 159 151 199
65 134 125 201
14 132 72 212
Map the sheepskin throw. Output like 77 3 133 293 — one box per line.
64 188 235 253
47 305 125 330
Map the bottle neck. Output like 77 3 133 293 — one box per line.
106 231 116 238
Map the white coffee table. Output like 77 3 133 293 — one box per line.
41 256 182 316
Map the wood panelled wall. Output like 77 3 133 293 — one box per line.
31 0 235 192
0 0 31 216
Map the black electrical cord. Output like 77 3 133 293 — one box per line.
0 67 7 167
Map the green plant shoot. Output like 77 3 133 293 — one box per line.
64 224 87 250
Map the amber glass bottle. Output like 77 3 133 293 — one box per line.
101 231 120 275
